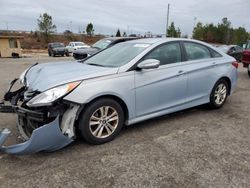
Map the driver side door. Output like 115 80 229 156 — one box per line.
135 42 188 117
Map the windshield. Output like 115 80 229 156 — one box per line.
92 39 112 50
246 42 250 50
85 43 150 67
75 42 85 46
52 43 64 48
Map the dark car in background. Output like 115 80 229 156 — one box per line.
73 37 138 60
217 45 243 62
48 43 67 57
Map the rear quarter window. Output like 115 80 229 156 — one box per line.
210 49 222 58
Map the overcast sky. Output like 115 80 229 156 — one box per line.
0 0 249 36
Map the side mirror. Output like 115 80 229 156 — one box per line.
137 59 160 70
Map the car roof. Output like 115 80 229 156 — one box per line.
102 37 137 41
125 38 208 44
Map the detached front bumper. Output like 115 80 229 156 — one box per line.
0 116 73 155
0 77 80 155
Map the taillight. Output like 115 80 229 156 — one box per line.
232 61 238 69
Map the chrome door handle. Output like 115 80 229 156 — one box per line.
177 70 185 75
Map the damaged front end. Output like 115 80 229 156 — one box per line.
0 77 81 155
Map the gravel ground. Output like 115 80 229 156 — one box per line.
0 56 249 188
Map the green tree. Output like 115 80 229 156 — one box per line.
232 27 249 44
217 17 231 44
116 29 121 37
37 13 56 43
193 22 204 40
167 22 180 37
86 23 94 36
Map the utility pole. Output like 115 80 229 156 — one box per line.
69 21 72 33
193 17 197 30
166 4 170 37
5 22 9 31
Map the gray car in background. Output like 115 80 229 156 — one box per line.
48 43 67 57
0 38 238 155
73 37 138 60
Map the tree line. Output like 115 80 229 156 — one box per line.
192 17 249 44
37 13 249 45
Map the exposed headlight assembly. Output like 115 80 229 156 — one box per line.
27 81 81 107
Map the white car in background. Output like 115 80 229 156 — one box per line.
66 42 90 54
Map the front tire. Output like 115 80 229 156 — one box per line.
209 79 229 109
248 69 250 77
78 98 124 144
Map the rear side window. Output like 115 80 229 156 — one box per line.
143 42 182 65
184 42 211 60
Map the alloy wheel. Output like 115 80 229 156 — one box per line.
89 106 119 139
214 83 227 105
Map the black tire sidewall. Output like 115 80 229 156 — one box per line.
209 79 229 109
78 98 124 144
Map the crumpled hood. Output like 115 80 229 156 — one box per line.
25 61 118 91
74 47 98 55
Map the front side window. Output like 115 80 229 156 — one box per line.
184 42 211 60
143 42 182 65
9 39 18 48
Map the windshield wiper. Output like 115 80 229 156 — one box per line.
86 63 105 67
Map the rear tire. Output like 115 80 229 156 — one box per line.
248 69 250 77
78 98 124 145
209 79 229 109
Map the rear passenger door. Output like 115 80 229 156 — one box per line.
182 42 221 103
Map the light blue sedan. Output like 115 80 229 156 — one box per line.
0 38 238 154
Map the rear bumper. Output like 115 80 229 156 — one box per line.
0 116 73 155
